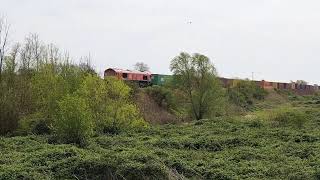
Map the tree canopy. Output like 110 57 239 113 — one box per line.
170 52 225 120
134 62 150 72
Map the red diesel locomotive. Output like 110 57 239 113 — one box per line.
104 68 152 87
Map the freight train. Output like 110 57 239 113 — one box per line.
104 68 319 95
220 78 319 95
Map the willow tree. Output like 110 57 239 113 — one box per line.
170 52 225 120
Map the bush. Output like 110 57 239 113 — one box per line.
0 96 19 135
265 107 308 128
228 80 268 109
17 113 50 135
76 75 112 125
103 103 147 134
78 75 147 134
54 95 93 145
145 85 176 111
16 64 91 136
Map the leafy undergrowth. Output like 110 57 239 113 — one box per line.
1 108 320 180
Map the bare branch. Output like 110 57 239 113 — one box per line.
134 62 150 72
0 16 10 80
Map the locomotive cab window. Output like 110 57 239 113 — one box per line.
143 75 148 80
122 73 128 79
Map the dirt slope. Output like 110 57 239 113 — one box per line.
134 90 178 124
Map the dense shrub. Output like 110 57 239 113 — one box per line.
228 80 268 109
77 75 112 125
78 75 147 134
1 55 147 138
17 113 50 135
145 85 176 111
0 90 19 135
0 74 20 135
103 103 147 134
263 107 308 128
54 95 93 145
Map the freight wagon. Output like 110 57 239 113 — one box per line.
151 74 172 86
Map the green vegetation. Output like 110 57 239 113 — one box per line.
145 85 177 112
170 52 226 120
257 106 309 128
0 34 146 145
1 35 319 180
54 95 93 145
1 105 320 179
78 75 146 135
228 80 268 110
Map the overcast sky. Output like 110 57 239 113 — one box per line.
1 0 320 84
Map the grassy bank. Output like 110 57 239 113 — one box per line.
1 106 320 179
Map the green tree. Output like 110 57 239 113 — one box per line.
54 95 93 145
31 65 67 120
170 52 225 120
78 75 147 134
0 16 10 82
0 46 20 135
77 75 111 129
103 77 147 133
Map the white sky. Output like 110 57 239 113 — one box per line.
1 0 320 84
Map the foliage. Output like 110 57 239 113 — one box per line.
144 85 194 122
1 106 320 179
2 22 320 180
17 113 50 135
145 85 177 111
0 86 19 135
260 107 309 128
228 80 268 109
103 103 147 134
170 52 226 120
100 77 147 134
0 34 90 135
54 95 94 145
77 75 111 128
78 75 147 134
0 34 148 138
31 65 67 121
0 67 19 135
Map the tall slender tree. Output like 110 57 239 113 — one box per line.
0 16 10 81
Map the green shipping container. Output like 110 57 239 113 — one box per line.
151 74 172 86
